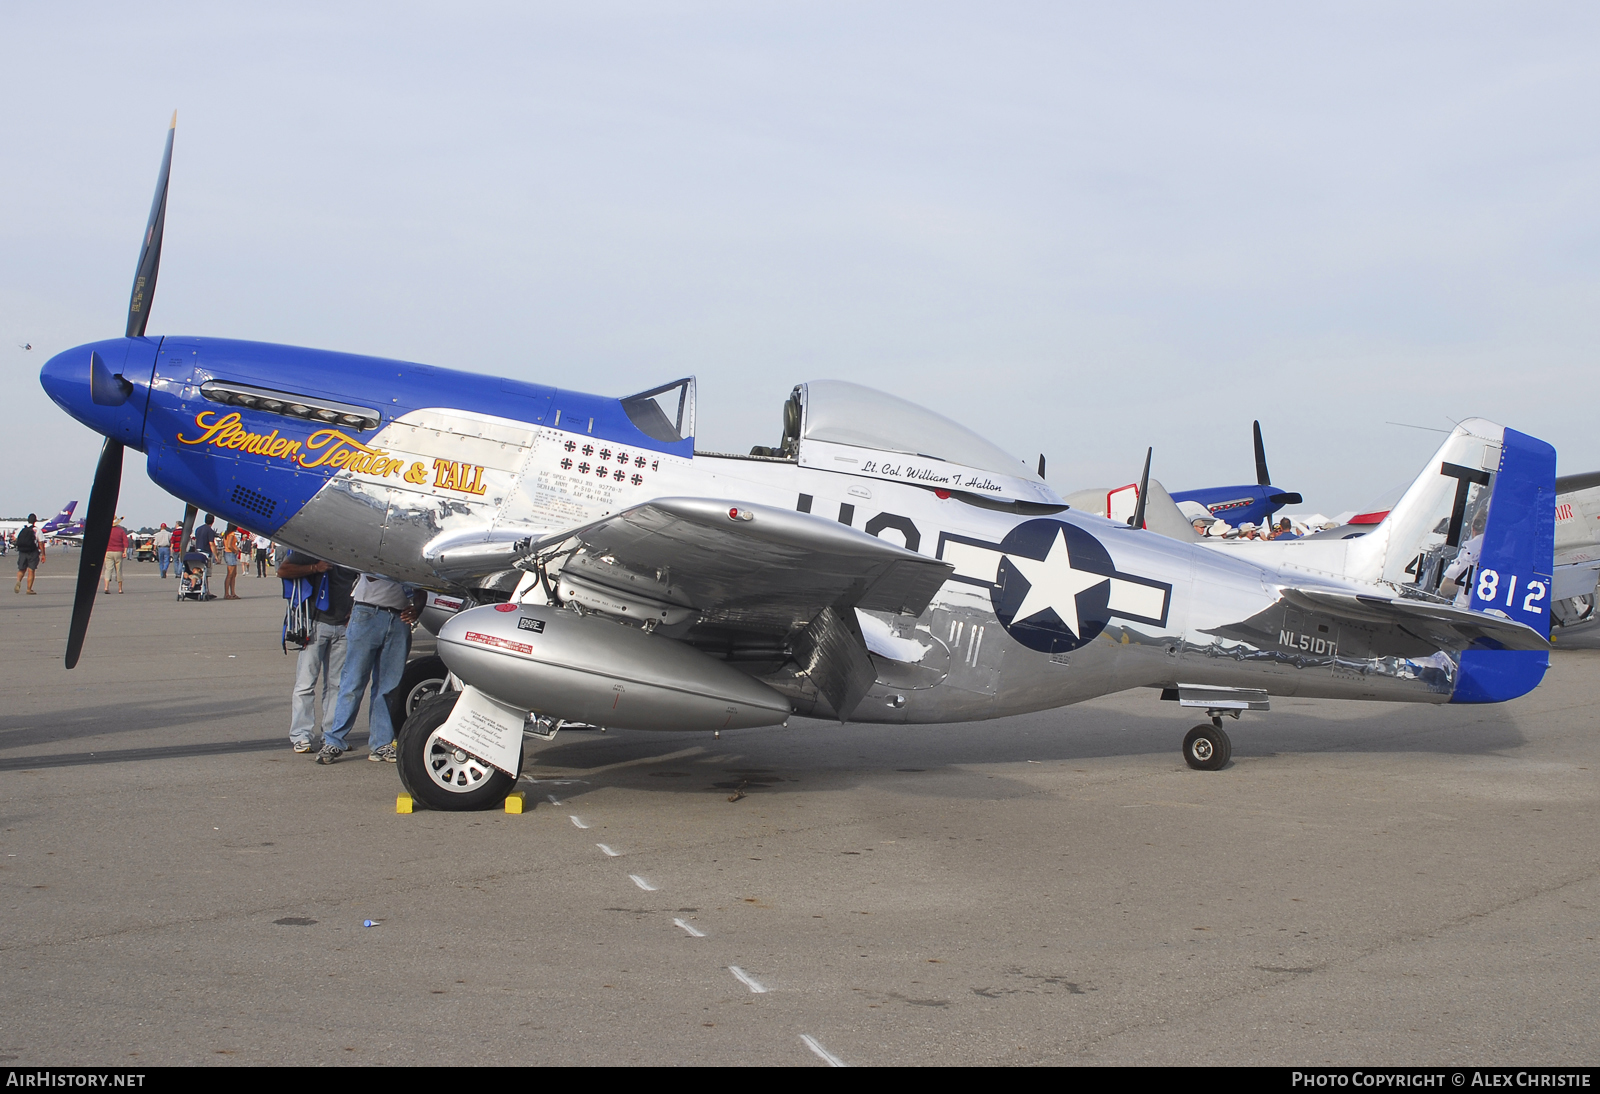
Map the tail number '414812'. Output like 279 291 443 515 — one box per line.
1476 569 1548 615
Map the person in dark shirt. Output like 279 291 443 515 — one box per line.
191 514 220 558
13 515 39 595
277 550 360 754
317 572 425 764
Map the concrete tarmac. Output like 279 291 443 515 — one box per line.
1 564 1597 1066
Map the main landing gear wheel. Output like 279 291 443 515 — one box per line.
396 692 518 811
1182 724 1232 771
386 654 449 731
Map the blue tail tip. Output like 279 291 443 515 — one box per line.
1451 649 1549 704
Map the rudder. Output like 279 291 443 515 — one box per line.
1452 426 1555 703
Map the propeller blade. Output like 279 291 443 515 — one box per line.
65 439 124 669
1037 453 1046 479
1129 447 1153 530
126 111 176 339
1253 420 1271 487
1270 492 1303 506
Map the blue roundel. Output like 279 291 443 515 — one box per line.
991 519 1120 654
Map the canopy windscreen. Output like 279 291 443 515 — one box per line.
801 380 1036 480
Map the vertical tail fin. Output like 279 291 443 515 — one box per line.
1464 427 1557 632
1331 419 1554 701
1345 421 1550 595
1452 426 1555 702
43 501 79 531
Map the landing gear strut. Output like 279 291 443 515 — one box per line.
1166 686 1263 771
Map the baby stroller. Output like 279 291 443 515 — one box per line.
176 551 213 601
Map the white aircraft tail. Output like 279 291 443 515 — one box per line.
1250 418 1554 601
1338 419 1553 607
1254 418 1555 704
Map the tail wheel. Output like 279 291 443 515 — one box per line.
397 692 518 811
1182 724 1232 771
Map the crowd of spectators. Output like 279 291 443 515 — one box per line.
1188 513 1342 541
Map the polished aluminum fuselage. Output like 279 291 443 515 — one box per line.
270 407 1452 724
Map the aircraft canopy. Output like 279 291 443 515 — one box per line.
800 380 1038 481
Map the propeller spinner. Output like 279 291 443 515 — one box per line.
63 111 175 670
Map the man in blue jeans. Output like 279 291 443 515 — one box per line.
317 572 427 764
277 550 359 753
154 524 172 577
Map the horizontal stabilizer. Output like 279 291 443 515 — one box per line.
1281 588 1548 652
1555 469 1600 495
1552 559 1600 601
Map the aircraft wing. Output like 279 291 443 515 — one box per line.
531 497 952 629
513 498 954 721
1280 588 1549 652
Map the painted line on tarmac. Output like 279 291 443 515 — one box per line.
548 795 563 805
574 745 707 777
799 1034 846 1067
560 776 778 1018
728 966 767 994
0 736 337 771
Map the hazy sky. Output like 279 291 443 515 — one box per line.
5 2 1598 526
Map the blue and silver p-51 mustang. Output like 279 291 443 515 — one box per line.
41 119 1557 809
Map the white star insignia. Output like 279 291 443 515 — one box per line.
1004 529 1109 637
